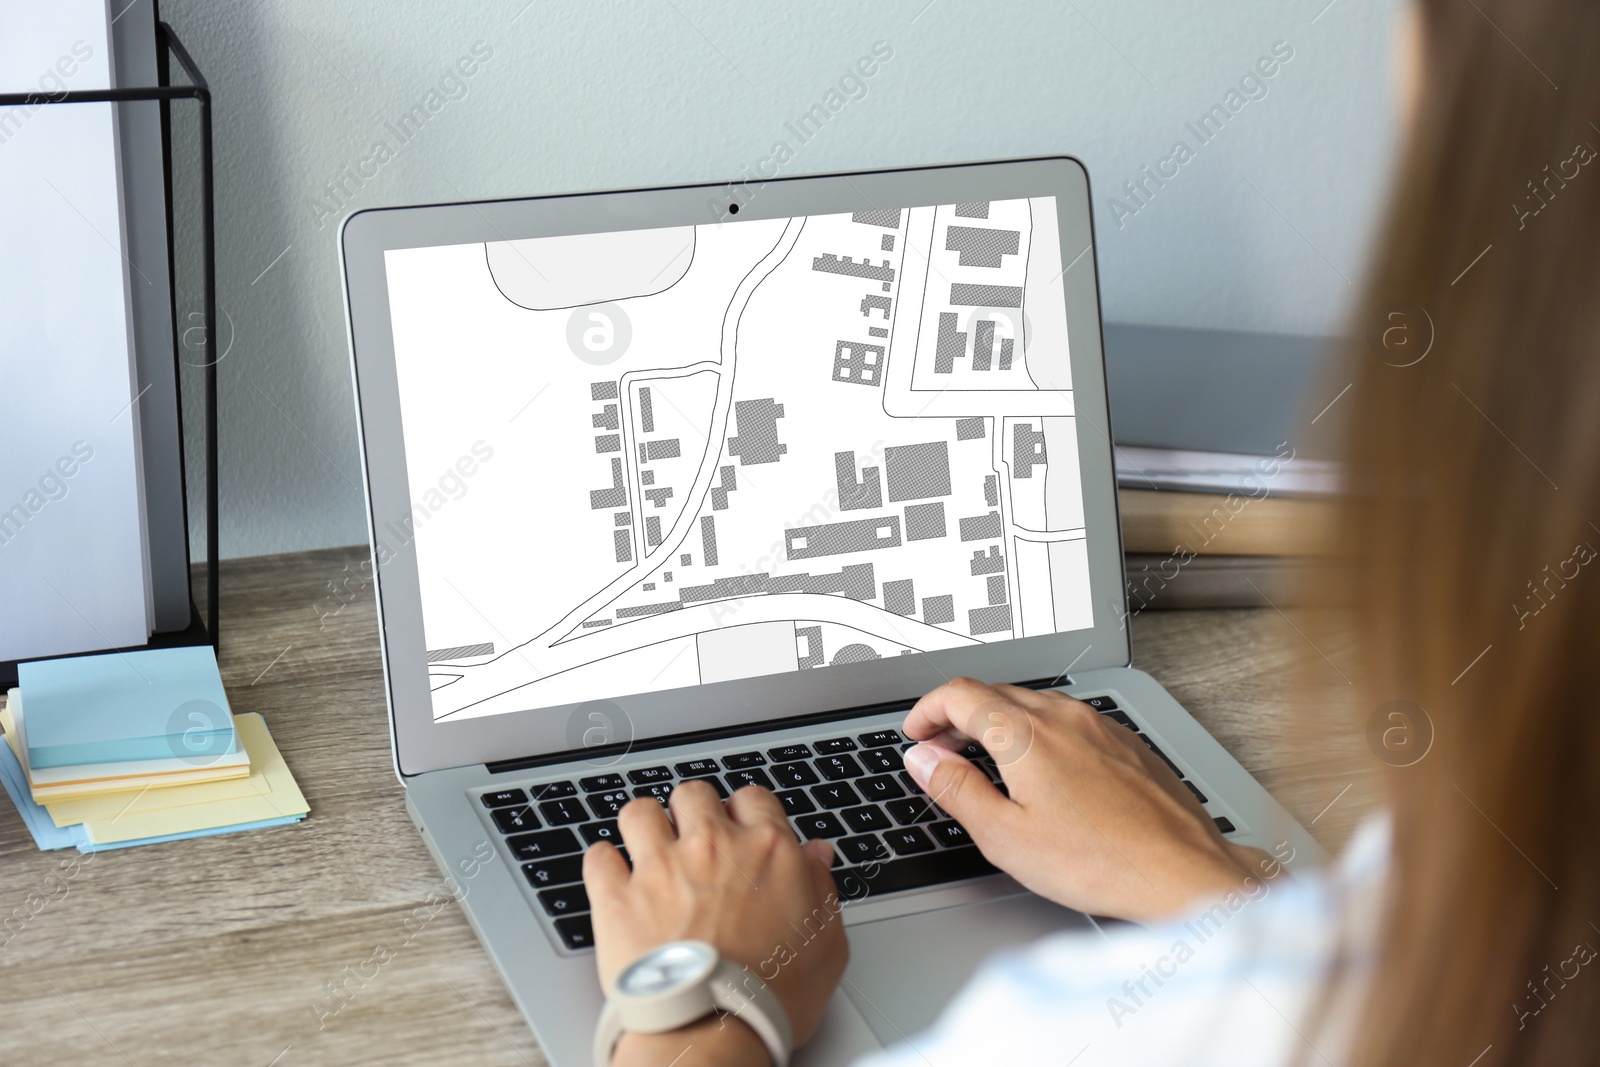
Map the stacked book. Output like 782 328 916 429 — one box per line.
0 646 307 852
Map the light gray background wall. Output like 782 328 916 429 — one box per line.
158 0 1401 560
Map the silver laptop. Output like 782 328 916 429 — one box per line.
340 157 1325 1066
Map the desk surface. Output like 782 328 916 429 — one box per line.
0 547 1368 1066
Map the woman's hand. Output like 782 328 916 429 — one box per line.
584 779 848 1066
902 677 1275 924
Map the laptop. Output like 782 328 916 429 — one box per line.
339 157 1325 1066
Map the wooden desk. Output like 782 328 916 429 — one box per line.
0 547 1367 1066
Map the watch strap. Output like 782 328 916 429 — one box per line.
708 958 792 1067
592 952 793 1067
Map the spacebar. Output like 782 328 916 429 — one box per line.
832 846 998 899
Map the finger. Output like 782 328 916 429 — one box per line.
903 676 1002 742
903 742 1015 850
668 777 728 834
582 840 631 897
802 838 835 871
724 784 789 830
617 795 675 859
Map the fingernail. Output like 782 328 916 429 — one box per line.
904 743 945 790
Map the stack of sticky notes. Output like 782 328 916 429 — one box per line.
0 646 308 852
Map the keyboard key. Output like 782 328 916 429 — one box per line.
506 827 581 861
832 846 996 899
1140 735 1183 777
580 820 622 846
858 775 906 803
814 737 858 754
771 761 820 788
811 782 862 809
929 820 971 848
588 790 631 818
675 758 720 778
956 741 984 759
883 827 935 855
537 883 590 916
841 805 892 833
816 754 864 781
898 771 918 793
492 806 541 834
859 747 902 774
767 744 811 762
721 752 767 769
538 797 589 826
724 768 775 791
776 790 817 816
628 766 673 785
481 788 528 809
794 813 847 839
633 783 674 806
523 855 584 888
859 729 901 748
554 913 595 950
1214 816 1237 834
1079 694 1119 711
699 776 730 799
885 797 937 825
1184 780 1209 804
1102 710 1137 730
530 781 578 800
579 774 624 792
837 834 890 864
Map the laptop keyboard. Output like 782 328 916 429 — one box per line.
476 695 1233 952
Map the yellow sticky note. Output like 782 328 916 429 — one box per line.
79 713 309 845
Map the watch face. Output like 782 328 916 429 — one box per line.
617 942 717 998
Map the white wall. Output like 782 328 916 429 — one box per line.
158 0 1400 559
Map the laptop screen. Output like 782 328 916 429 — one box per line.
381 197 1094 723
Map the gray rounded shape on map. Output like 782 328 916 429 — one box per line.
565 699 635 766
565 303 633 366
164 698 234 766
1365 699 1434 767
487 227 694 311
830 644 880 665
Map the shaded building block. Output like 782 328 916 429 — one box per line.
727 399 787 465
933 312 965 374
949 283 1022 307
710 465 738 511
785 516 901 560
860 294 891 319
970 546 1005 575
922 595 955 626
881 234 895 251
1013 422 1048 478
959 511 1003 541
681 553 692 566
972 319 994 372
987 575 1007 605
945 225 1019 268
968 604 1013 635
796 625 824 669
593 404 619 430
851 209 902 227
592 381 619 400
591 457 627 509
868 327 888 338
643 582 655 591
998 337 1014 370
614 529 632 562
580 620 612 629
885 441 952 502
645 486 674 508
700 515 718 566
833 340 884 386
639 387 655 433
884 579 916 616
645 439 681 461
617 602 682 618
645 516 662 546
678 563 876 604
984 474 998 506
836 452 883 511
641 469 655 485
954 202 989 218
595 434 621 453
904 502 946 541
614 511 631 526
812 253 894 285
956 417 986 441
832 643 880 664
663 571 672 582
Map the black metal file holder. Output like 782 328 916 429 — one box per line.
0 21 219 681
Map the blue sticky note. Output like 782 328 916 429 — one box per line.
0 736 88 850
76 814 305 852
18 645 237 769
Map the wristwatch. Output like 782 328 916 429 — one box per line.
593 940 793 1067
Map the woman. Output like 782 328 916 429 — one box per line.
582 0 1600 1063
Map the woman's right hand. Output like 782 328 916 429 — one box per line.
901 677 1277 923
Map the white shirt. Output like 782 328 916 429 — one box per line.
854 814 1389 1067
